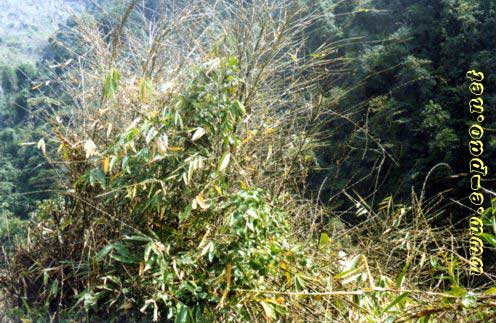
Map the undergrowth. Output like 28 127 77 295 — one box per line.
0 0 495 322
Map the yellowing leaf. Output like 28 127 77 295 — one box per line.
239 180 248 190
265 145 273 164
310 52 325 58
484 287 496 295
121 301 134 310
261 298 285 305
221 263 232 301
31 82 44 90
319 232 331 248
196 194 208 210
103 156 110 174
214 185 222 195
265 128 275 134
225 263 232 287
192 127 206 141
280 261 291 285
242 133 253 144
168 146 183 152
138 78 152 102
218 152 231 173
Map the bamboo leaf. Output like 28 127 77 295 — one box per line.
156 134 169 153
103 68 120 99
95 244 114 261
145 127 158 144
191 127 206 141
384 292 410 312
218 152 231 173
484 287 496 295
196 194 208 210
233 100 246 115
37 138 46 156
319 232 331 248
260 301 276 319
89 168 106 188
175 303 191 323
480 233 496 248
103 156 110 174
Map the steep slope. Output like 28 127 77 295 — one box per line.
0 0 83 64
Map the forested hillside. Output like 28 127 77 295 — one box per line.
0 0 495 321
0 0 81 64
309 0 496 209
0 0 81 250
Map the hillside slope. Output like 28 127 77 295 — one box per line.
0 0 82 64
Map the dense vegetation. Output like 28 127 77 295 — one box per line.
309 0 496 208
0 62 59 255
0 0 495 321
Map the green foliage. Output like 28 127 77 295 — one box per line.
62 57 312 320
0 211 28 254
2 1 496 322
84 56 244 226
1 66 18 93
85 189 302 320
310 0 496 206
0 63 58 218
103 68 121 100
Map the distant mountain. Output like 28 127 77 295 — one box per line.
0 0 84 64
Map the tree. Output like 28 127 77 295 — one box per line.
309 0 496 211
